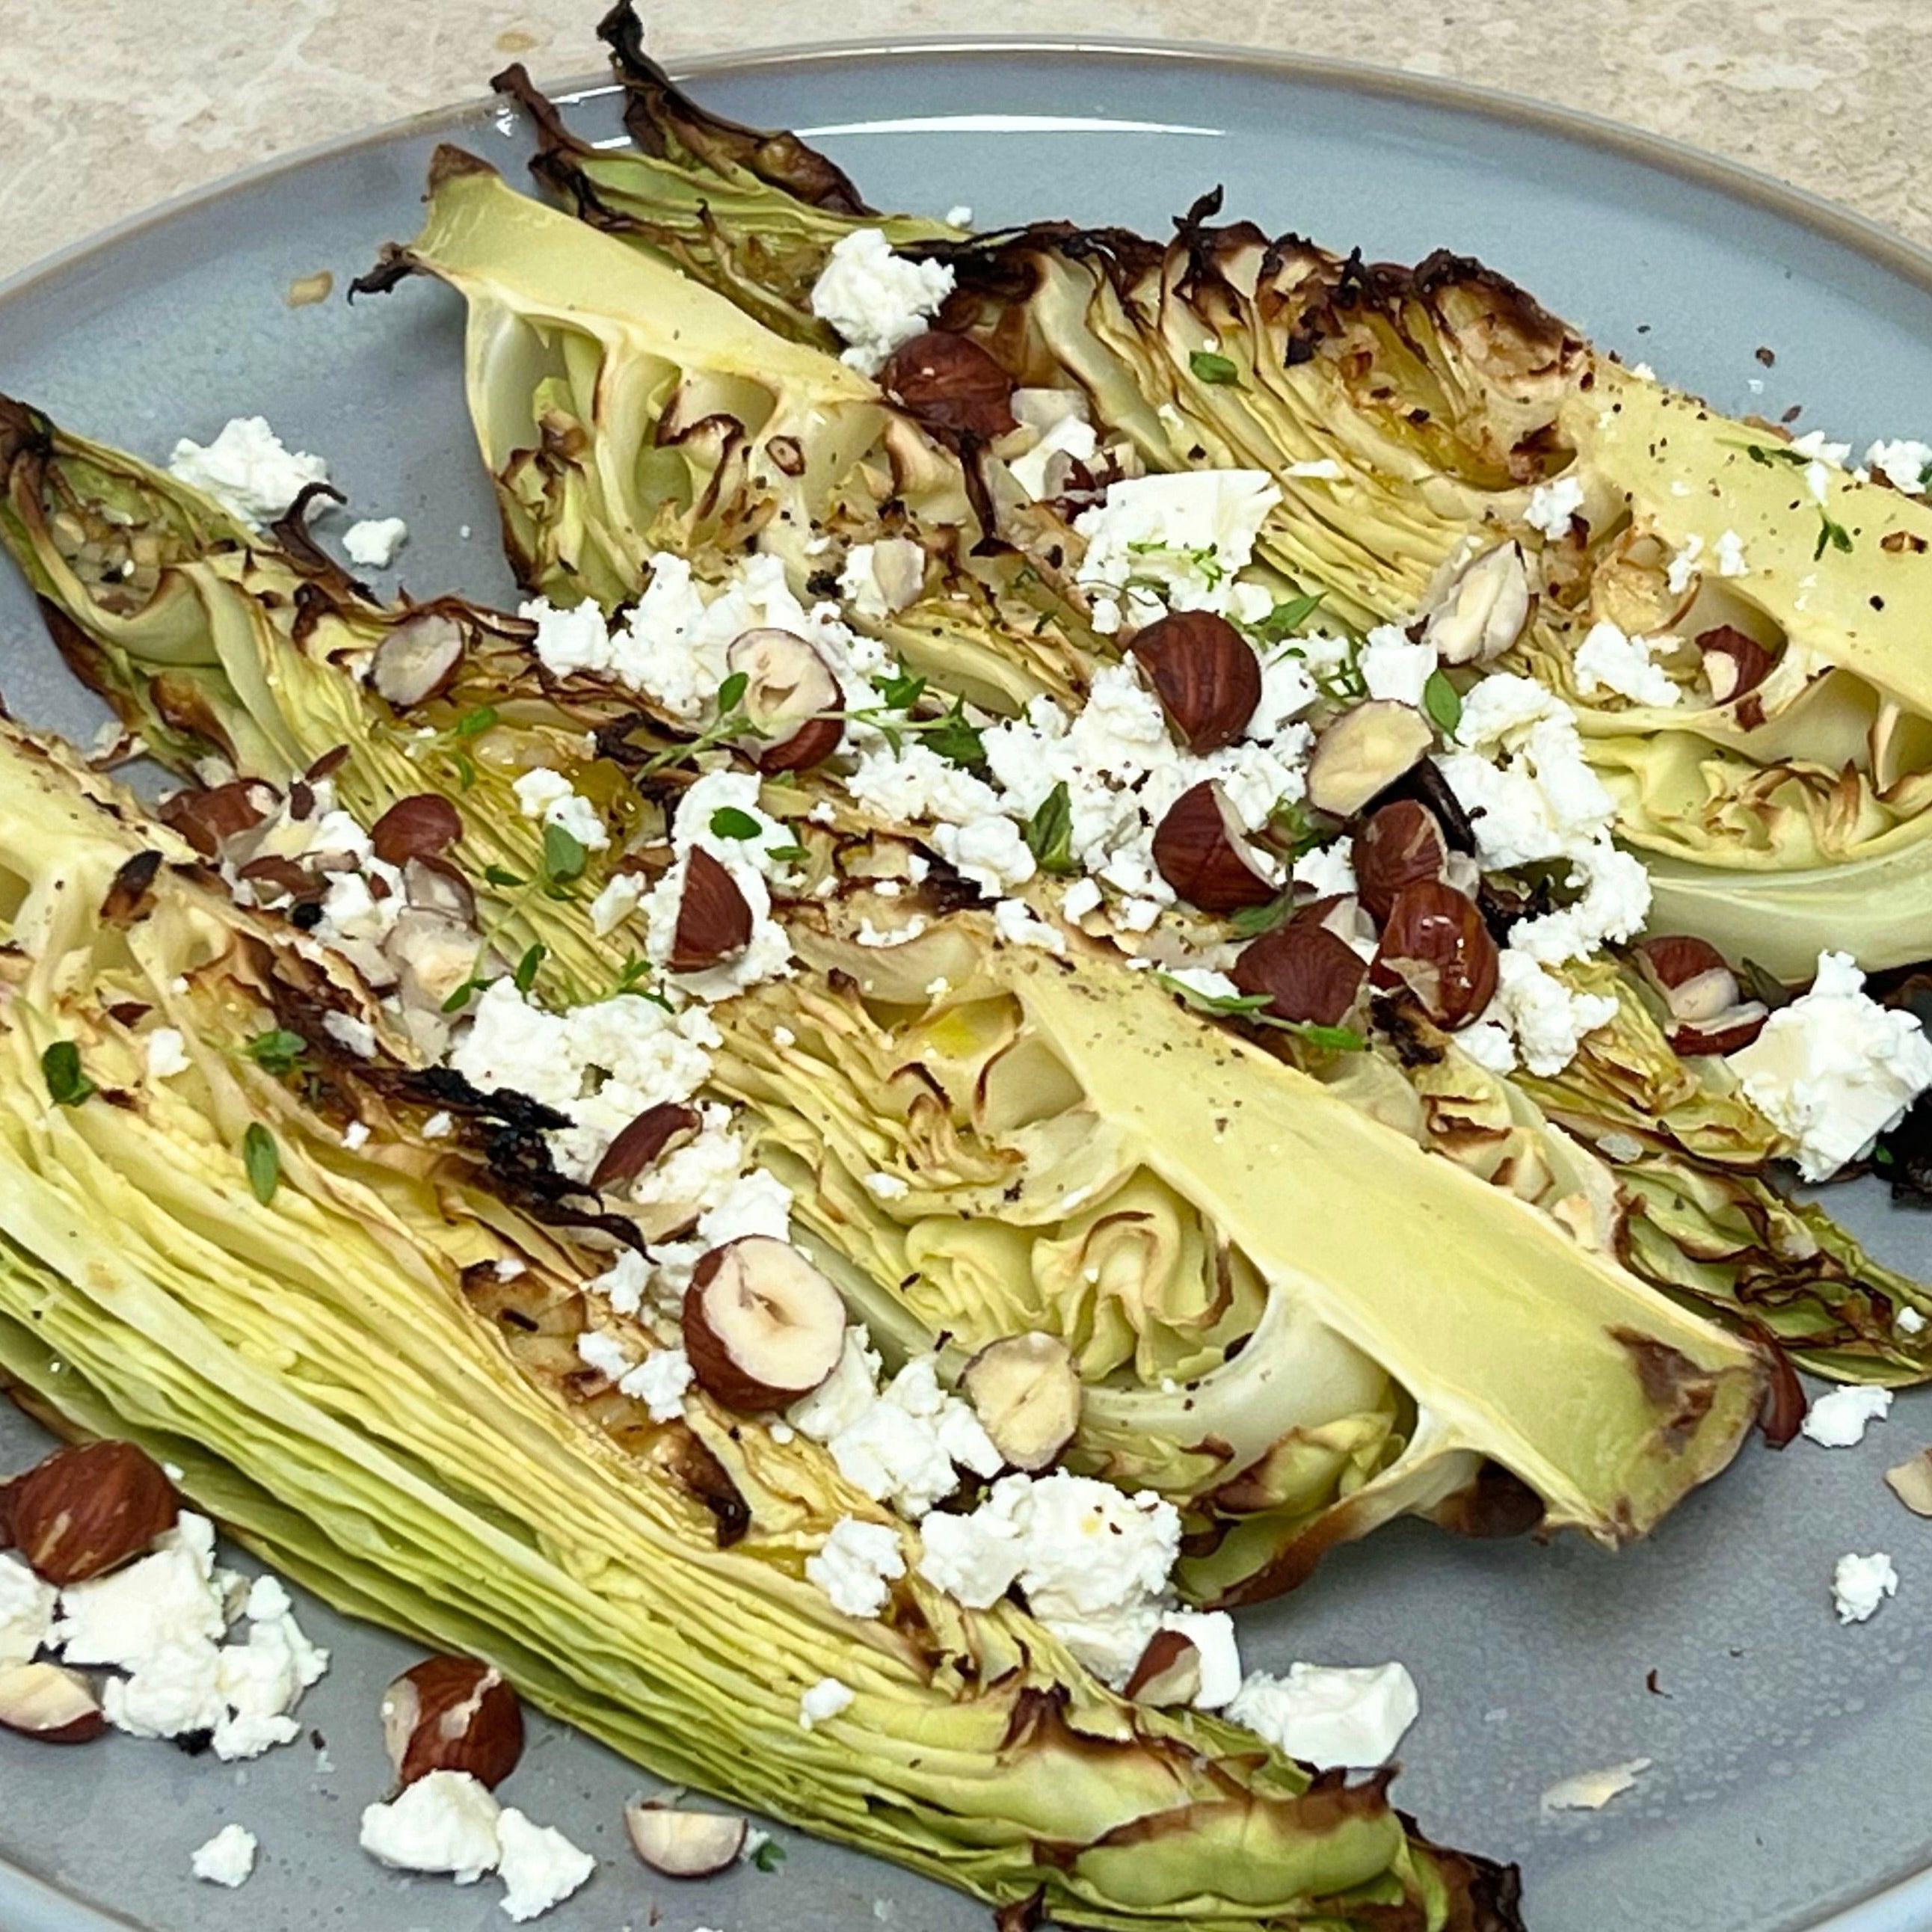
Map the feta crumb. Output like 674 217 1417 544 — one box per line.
991 898 1065 954
1899 1306 1928 1338
809 228 956 377
1358 625 1437 709
1292 838 1357 901
145 1027 191 1080
863 1169 911 1202
1283 457 1345 479
1074 470 1281 618
576 1329 633 1382
1522 474 1584 539
799 1676 855 1729
420 1110 453 1140
806 1516 908 1619
588 873 645 938
0 1552 55 1669
1801 1384 1893 1448
1572 621 1681 708
496 1807 596 1922
342 517 408 569
511 767 609 852
167 416 327 526
1730 951 1932 1180
1060 878 1104 920
945 203 973 227
191 1824 258 1888
616 1347 694 1422
1160 1609 1243 1710
1715 528 1749 576
322 1011 377 1059
1865 438 1932 493
360 1770 502 1883
1833 1551 1898 1625
1163 965 1241 1003
1227 1661 1419 1769
1539 1757 1652 1812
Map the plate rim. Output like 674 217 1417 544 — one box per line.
4 31 1932 1932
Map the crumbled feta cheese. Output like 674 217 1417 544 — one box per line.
932 815 1036 896
1477 952 1619 1077
585 1249 652 1318
1833 1551 1898 1624
1715 528 1748 576
1060 878 1104 920
1523 475 1584 539
322 1011 377 1059
360 1770 502 1883
341 1120 371 1151
1572 621 1682 708
144 1027 191 1080
799 1676 855 1729
991 898 1066 953
511 766 609 852
54 1513 228 1669
1163 965 1241 1003
576 1329 633 1381
847 740 1003 825
1899 1306 1929 1338
1665 532 1704 595
1456 1021 1519 1074
862 1169 911 1202
209 1575 328 1759
588 873 645 938
807 1516 908 1618
790 1328 885 1440
1227 1661 1419 1768
1539 1758 1652 1812
1009 393 1101 499
809 227 956 376
825 1354 1003 1519
616 1347 694 1422
1283 457 1345 480
1358 625 1437 709
496 1808 596 1922
1731 952 1932 1181
342 517 407 568
1865 438 1932 493
167 416 327 526
1074 470 1281 618
1292 839 1357 901
191 1824 258 1888
0 1552 55 1669
916 1471 1181 1685
1801 1384 1893 1448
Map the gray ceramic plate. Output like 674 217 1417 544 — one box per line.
3 35 1932 1932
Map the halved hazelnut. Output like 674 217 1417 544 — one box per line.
0 1663 106 1744
7 1439 179 1585
1293 892 1380 962
1636 935 1738 1024
725 628 844 772
157 778 277 858
591 1102 702 1193
1372 879 1499 1029
402 856 478 925
371 794 464 865
1696 625 1776 705
384 911 481 1012
1351 800 1453 923
1128 612 1261 754
1670 1006 1769 1056
370 612 464 709
669 849 754 973
1151 781 1276 911
624 1800 748 1878
961 1333 1082 1473
1123 1628 1202 1707
100 850 163 928
682 1236 846 1412
1231 922 1368 1027
382 1655 524 1790
235 855 324 906
880 330 1018 440
1423 541 1531 666
1305 701 1433 818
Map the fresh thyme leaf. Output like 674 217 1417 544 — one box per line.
440 973 493 1015
452 705 498 738
1228 894 1294 936
483 864 525 888
1815 512 1853 559
926 698 988 773
1190 350 1241 386
1422 668 1463 736
541 823 587 887
1023 782 1077 874
452 753 477 792
716 671 749 716
242 1028 308 1077
1250 591 1326 644
40 1041 93 1107
710 806 763 841
751 1841 787 1873
1740 441 1809 470
513 943 546 994
1155 973 1273 1018
243 1122 280 1204
873 666 927 711
1267 799 1323 858
766 842 811 864
1294 1021 1368 1053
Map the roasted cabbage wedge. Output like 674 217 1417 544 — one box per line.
0 715 1529 1932
501 28 1932 979
351 149 1116 716
0 393 1798 1615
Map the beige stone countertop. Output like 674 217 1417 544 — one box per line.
4 1 1931 284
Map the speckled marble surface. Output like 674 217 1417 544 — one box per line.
3 1 1928 282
